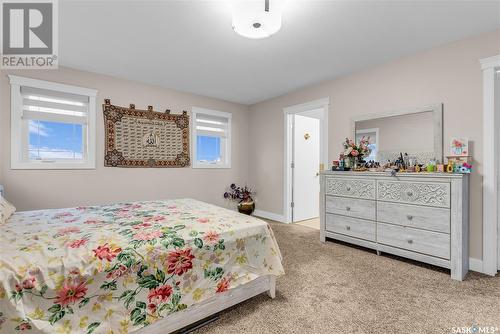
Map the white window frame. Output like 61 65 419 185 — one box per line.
9 75 97 170
191 107 232 169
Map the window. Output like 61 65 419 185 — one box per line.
356 128 378 161
9 75 97 169
192 107 231 168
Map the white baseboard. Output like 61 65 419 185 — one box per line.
253 209 285 223
469 257 484 273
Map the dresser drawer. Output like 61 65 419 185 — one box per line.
377 202 450 233
326 196 375 221
325 177 376 199
377 180 450 208
377 223 450 259
326 214 376 241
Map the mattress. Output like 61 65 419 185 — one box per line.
0 199 284 333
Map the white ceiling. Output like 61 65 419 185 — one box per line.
60 0 500 105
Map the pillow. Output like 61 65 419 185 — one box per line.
0 195 16 223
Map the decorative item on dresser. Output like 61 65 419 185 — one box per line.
341 137 371 169
319 171 469 281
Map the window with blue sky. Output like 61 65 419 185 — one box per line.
9 75 96 169
196 135 221 162
29 121 83 160
192 108 231 168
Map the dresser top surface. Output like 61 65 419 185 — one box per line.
321 170 466 179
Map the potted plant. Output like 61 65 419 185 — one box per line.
342 137 371 168
224 183 255 215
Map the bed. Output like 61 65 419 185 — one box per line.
0 199 284 334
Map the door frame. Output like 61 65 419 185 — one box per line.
283 97 330 224
480 55 500 275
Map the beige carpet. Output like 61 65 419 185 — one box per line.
195 221 500 334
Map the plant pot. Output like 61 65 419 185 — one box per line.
238 200 255 215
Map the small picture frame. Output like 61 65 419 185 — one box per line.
450 138 469 156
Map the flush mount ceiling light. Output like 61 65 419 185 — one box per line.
231 0 285 39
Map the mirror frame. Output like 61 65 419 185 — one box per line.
351 103 443 162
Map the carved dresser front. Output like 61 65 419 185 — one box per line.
319 171 469 280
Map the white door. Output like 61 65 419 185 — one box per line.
293 114 320 222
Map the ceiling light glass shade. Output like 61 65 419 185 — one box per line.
231 0 285 39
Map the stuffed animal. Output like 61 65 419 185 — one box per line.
460 163 472 174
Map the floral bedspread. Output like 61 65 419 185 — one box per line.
0 199 284 334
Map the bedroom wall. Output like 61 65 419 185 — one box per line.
248 29 500 260
0 67 250 211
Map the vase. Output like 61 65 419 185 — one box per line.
238 199 255 215
344 157 354 169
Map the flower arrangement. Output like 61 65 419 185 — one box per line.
224 184 255 215
342 137 371 160
223 184 254 203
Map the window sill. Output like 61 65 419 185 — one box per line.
192 163 231 169
11 161 96 170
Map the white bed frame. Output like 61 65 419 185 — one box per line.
138 275 276 334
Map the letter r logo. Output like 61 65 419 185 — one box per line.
2 2 53 55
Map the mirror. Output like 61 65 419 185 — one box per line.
351 104 443 164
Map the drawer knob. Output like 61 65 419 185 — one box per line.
346 206 351 211
346 186 351 191
406 191 413 197
407 239 413 244
346 225 351 231
407 215 413 221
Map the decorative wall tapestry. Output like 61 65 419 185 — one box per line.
103 99 190 167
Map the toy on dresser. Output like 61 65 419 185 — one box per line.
446 137 472 174
446 158 472 174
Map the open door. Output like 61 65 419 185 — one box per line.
284 98 329 224
291 114 321 222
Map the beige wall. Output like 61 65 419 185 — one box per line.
0 67 250 211
248 29 500 260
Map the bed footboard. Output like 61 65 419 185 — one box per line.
267 275 276 299
138 275 277 334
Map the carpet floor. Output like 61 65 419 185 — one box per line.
195 222 500 334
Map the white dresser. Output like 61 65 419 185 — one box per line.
319 171 469 280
